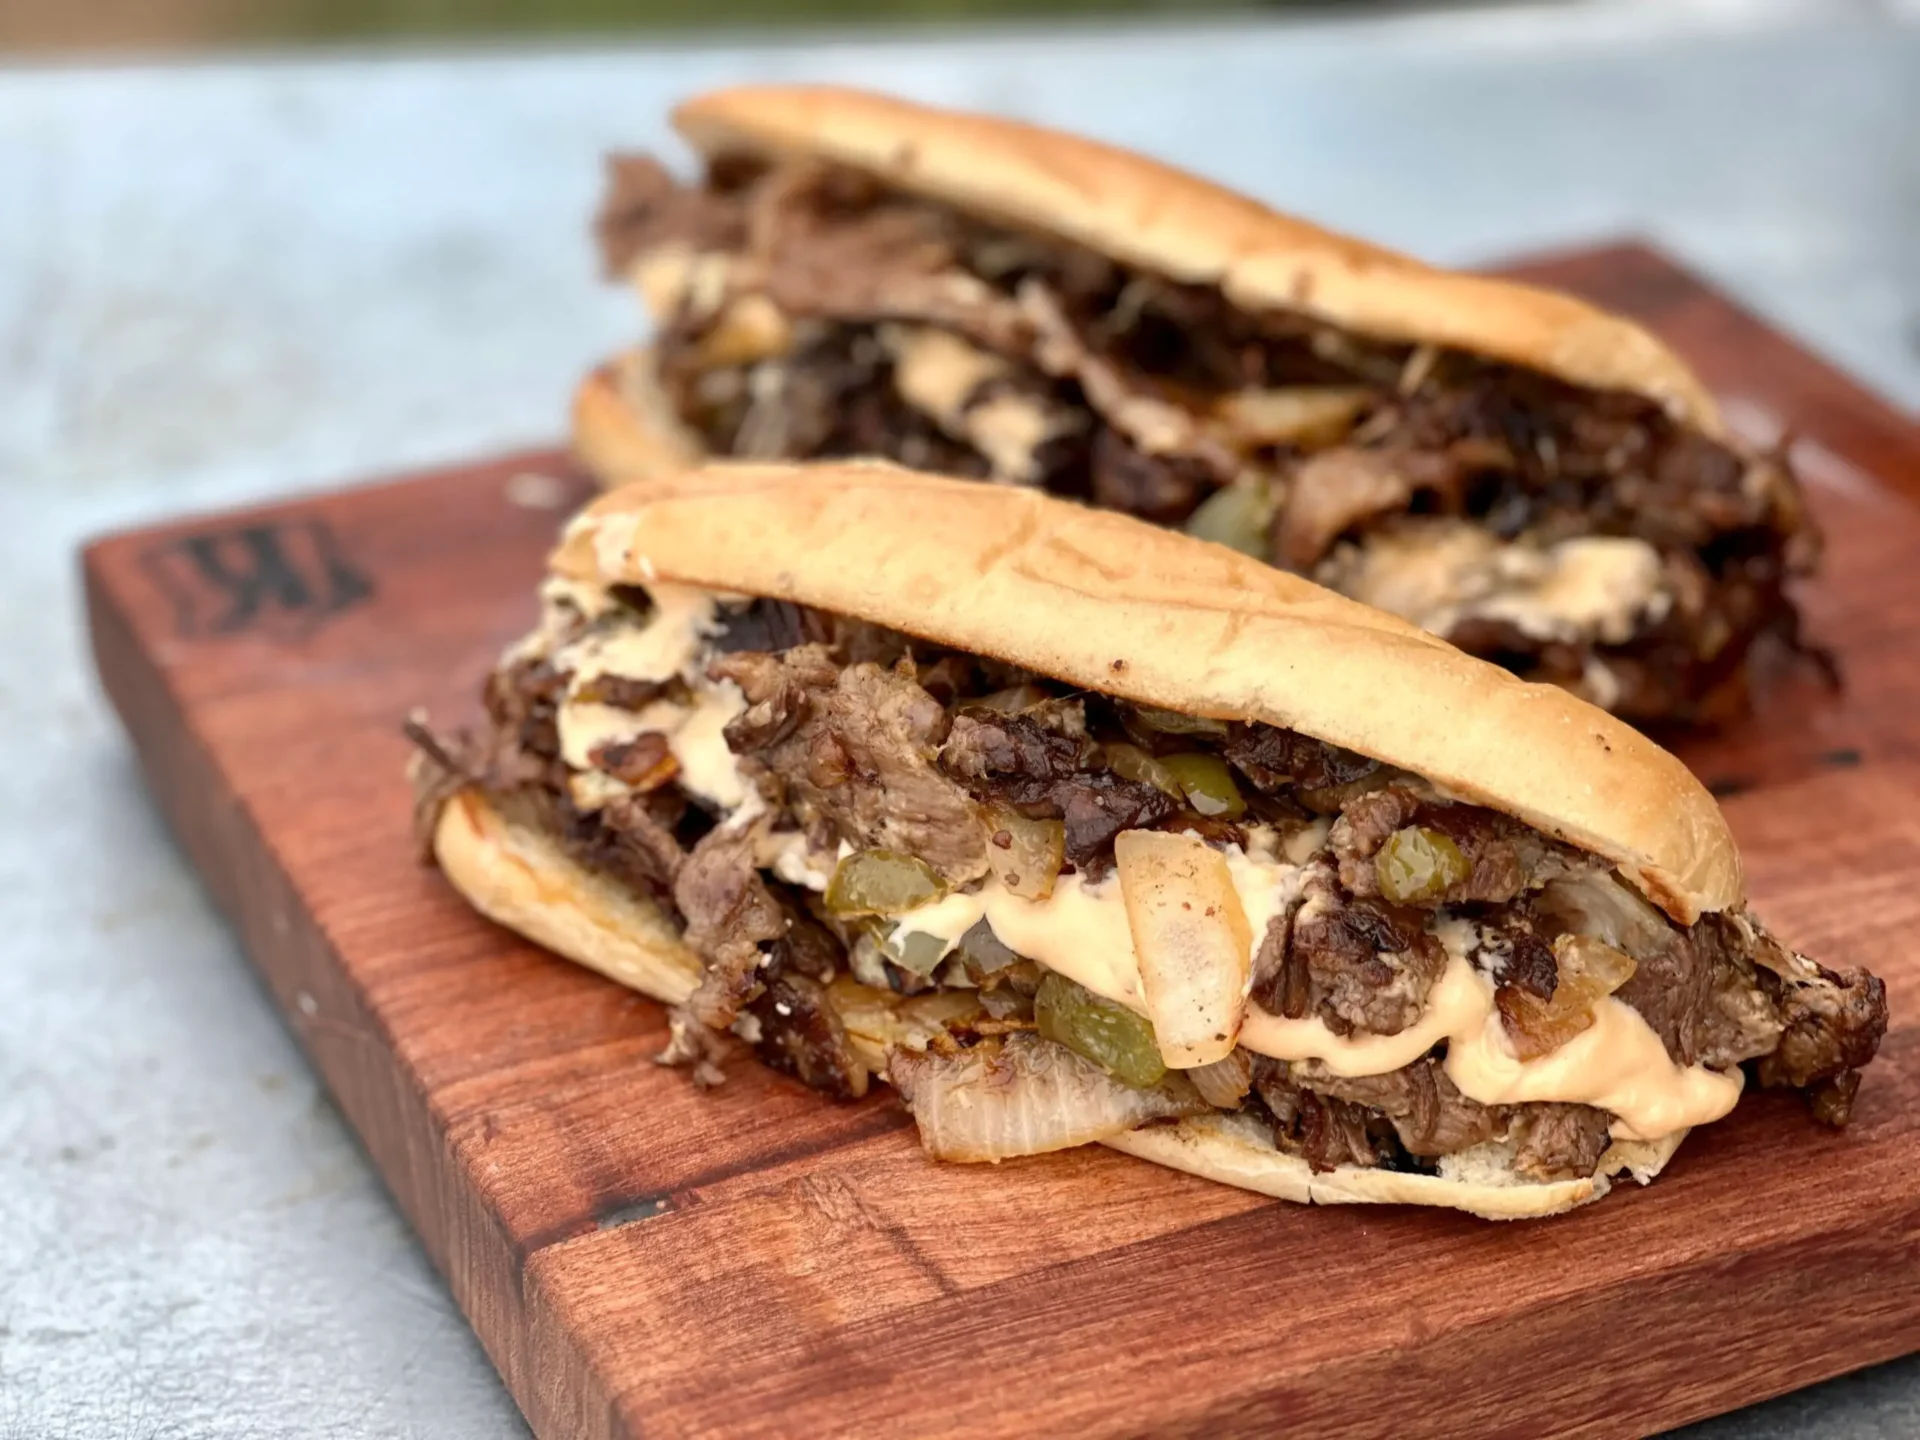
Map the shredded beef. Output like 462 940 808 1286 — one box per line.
712 598 837 656
1611 910 1778 1070
482 657 569 791
1512 1104 1614 1182
715 646 989 884
937 709 1176 872
939 709 1092 804
1754 950 1888 1118
1332 785 1586 907
604 152 1819 724
1254 863 1445 1036
559 792 687 903
1088 426 1212 524
1253 1059 1406 1173
595 154 745 278
1222 724 1383 811
1275 447 1462 570
1289 1057 1502 1158
1258 1056 1614 1179
674 826 787 1030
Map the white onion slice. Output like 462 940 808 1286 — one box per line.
888 1034 1205 1163
1114 830 1252 1067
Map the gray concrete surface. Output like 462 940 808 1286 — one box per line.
2 1 1916 1434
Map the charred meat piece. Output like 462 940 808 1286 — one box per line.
939 709 1093 806
938 708 1177 873
1252 863 1446 1036
1221 724 1383 812
748 971 870 1100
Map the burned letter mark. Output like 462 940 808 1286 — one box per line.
142 519 373 641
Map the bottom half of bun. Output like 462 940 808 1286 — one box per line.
572 349 707 492
431 784 1685 1221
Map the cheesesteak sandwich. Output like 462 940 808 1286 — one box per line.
409 461 1884 1220
579 84 1823 726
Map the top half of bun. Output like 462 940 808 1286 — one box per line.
669 85 1722 438
554 460 1742 925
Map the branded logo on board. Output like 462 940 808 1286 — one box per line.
140 518 373 640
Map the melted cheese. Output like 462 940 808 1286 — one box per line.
1446 982 1743 1141
631 244 733 322
882 325 1063 483
883 846 1735 1140
1321 521 1671 647
885 325 1007 425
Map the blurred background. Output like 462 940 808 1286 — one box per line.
9 0 1499 52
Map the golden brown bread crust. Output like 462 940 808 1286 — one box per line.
571 351 706 490
557 461 1743 924
671 84 1723 435
435 785 1675 1219
433 786 701 1003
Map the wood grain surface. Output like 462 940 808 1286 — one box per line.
83 245 1920 1439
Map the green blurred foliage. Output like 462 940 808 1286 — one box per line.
255 0 1317 42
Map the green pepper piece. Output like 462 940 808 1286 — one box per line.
1374 825 1471 905
1103 742 1184 799
1159 753 1247 819
1034 971 1167 1089
825 849 948 916
1182 480 1273 558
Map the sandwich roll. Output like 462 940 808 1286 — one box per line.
581 85 1823 726
411 460 1885 1221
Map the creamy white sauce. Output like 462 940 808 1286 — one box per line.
548 582 760 820
555 582 723 687
1321 520 1671 648
882 324 1063 484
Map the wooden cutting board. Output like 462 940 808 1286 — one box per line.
84 244 1920 1440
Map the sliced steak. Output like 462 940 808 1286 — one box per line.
1089 426 1211 525
1288 1057 1503 1158
717 646 990 884
939 709 1092 805
747 971 870 1100
674 825 787 1030
1222 724 1384 812
1512 1103 1614 1182
938 709 1175 873
595 154 745 277
1253 863 1446 1036
1253 1059 1404 1173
